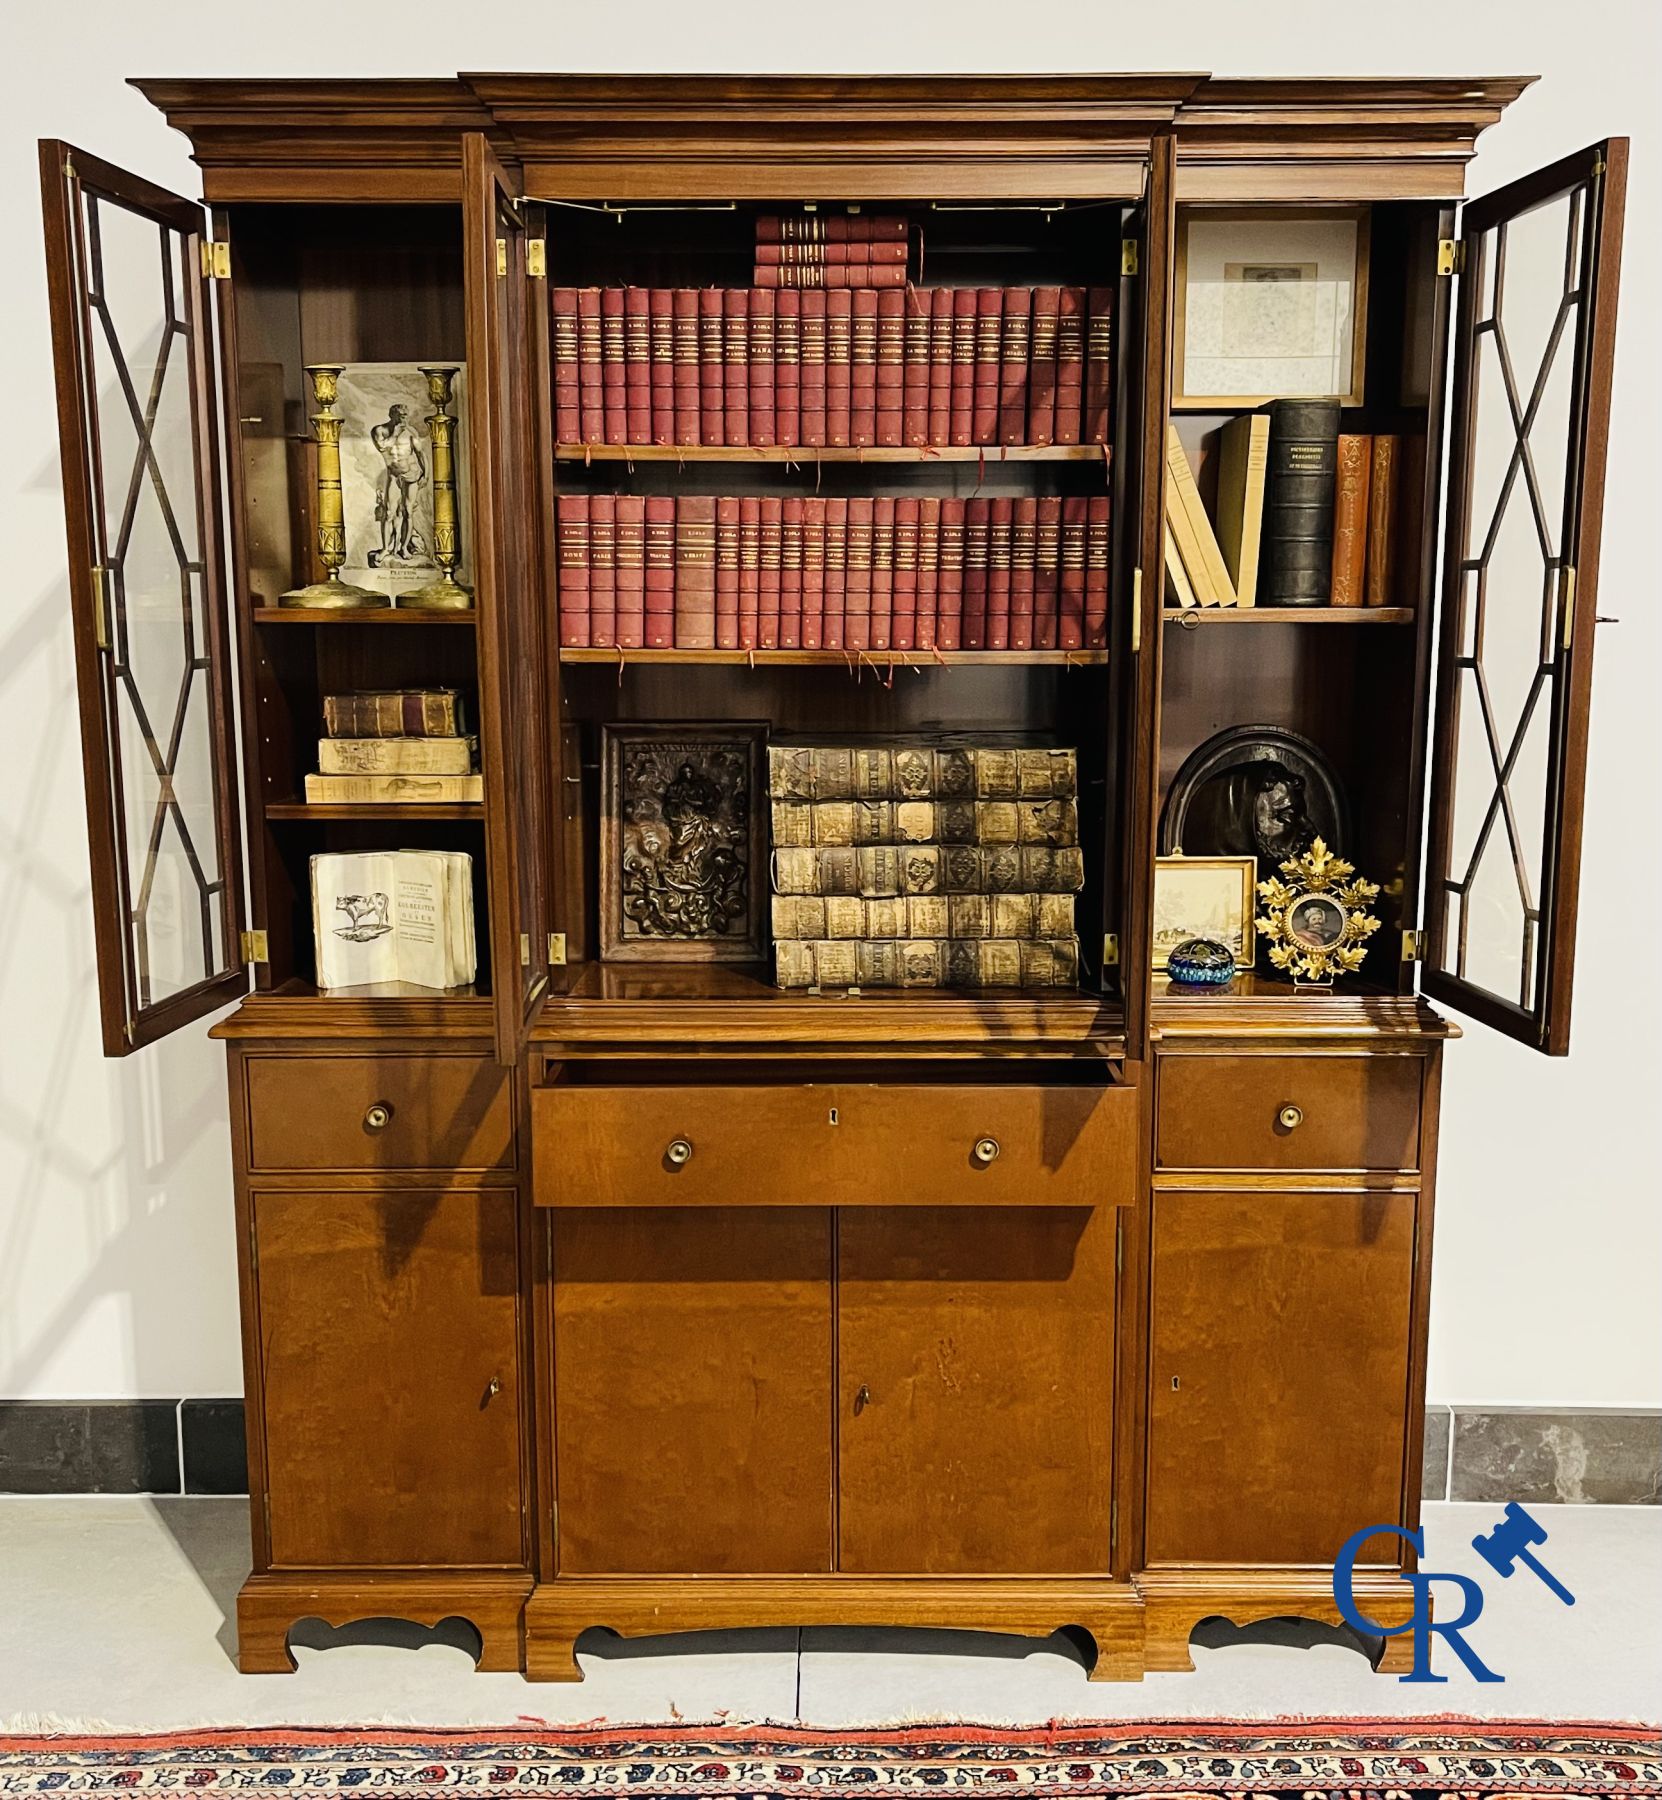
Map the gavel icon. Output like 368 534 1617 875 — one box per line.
1471 1501 1576 1606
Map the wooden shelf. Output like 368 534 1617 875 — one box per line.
252 607 475 625
554 444 1110 465
264 801 485 822
1163 606 1415 625
559 648 1108 667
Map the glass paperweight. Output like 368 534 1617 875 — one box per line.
1165 937 1237 989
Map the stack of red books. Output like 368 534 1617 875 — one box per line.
752 214 911 289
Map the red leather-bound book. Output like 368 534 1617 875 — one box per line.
937 497 966 649
552 286 581 445
801 497 827 650
822 497 847 650
775 290 801 448
748 287 776 448
1027 287 1060 448
761 262 905 289
600 289 627 444
588 495 617 648
1085 287 1114 444
927 288 953 447
1059 496 1087 650
998 288 1032 446
646 497 682 647
675 496 717 650
755 213 908 244
576 288 603 444
615 495 647 648
875 289 905 448
892 497 919 651
1085 493 1111 647
949 289 977 448
555 493 589 645
986 496 1013 649
672 289 700 445
723 288 750 448
738 496 761 650
963 497 991 649
799 291 827 448
648 289 674 446
715 497 741 650
1054 287 1086 446
758 497 783 649
623 287 651 443
826 291 853 448
914 496 940 650
900 287 931 448
1009 496 1037 650
698 289 725 447
844 496 873 650
870 497 895 652
972 290 1003 445
1035 496 1062 650
753 239 908 266
780 497 804 649
850 291 879 449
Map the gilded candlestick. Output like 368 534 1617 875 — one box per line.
279 365 389 609
399 365 474 611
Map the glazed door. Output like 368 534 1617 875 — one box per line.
38 142 247 1055
464 133 555 1064
1423 141 1628 1053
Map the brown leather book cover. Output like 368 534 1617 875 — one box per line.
801 496 827 650
600 288 627 444
870 497 895 651
826 290 853 448
1085 494 1110 648
588 493 617 648
998 288 1033 446
723 288 750 447
850 291 879 449
758 496 783 649
552 286 581 445
715 496 741 650
738 495 761 650
1034 496 1061 649
950 289 978 447
576 287 603 444
1054 286 1085 446
775 289 801 448
672 288 700 445
927 288 954 447
624 287 651 444
648 288 674 446
1009 496 1038 650
972 290 1003 445
901 287 932 447
845 496 874 650
799 290 827 448
555 492 589 645
915 496 940 651
892 496 920 651
822 496 848 651
937 497 966 649
1366 434 1402 606
1059 495 1086 650
748 287 776 447
1085 286 1114 444
615 495 647 648
781 496 804 649
698 288 725 447
987 496 1014 649
1331 433 1373 607
963 496 991 648
674 496 716 650
875 288 905 447
1026 286 1060 448
645 496 680 646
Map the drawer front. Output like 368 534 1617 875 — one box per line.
534 1080 1135 1208
1157 1053 1421 1173
246 1054 514 1173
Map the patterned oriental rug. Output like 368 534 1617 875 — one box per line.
0 1721 1657 1797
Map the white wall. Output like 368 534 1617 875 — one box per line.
4 0 1658 1405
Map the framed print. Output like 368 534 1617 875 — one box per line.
1153 854 1257 971
1173 208 1370 408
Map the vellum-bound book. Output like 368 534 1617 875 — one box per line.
311 850 475 991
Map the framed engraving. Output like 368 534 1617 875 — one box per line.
1173 208 1369 409
1153 854 1257 972
600 724 767 963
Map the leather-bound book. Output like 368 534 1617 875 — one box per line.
748 287 776 447
775 289 801 447
799 291 827 448
870 497 895 652
672 289 700 445
963 496 991 649
850 290 879 448
576 287 603 443
723 288 750 447
876 288 905 448
648 288 674 446
826 290 853 448
915 495 940 651
987 496 1014 649
698 288 725 446
902 288 932 447
972 290 1003 444
552 286 581 444
646 496 682 646
998 288 1032 446
937 497 966 649
758 496 783 648
1330 433 1373 607
588 494 617 648
1026 287 1060 447
822 496 848 650
893 497 920 651
1365 434 1402 607
674 496 716 650
738 495 761 650
601 288 627 444
715 496 741 649
1084 287 1114 443
555 493 589 646
845 497 874 650
1034 496 1061 649
1009 496 1038 650
1261 399 1341 605
1059 495 1087 650
927 288 954 447
1053 286 1085 445
1085 494 1110 648
623 287 651 443
615 495 647 648
949 289 978 447
780 497 804 649
321 691 465 738
801 496 827 650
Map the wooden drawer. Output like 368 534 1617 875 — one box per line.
1157 1054 1421 1173
245 1054 514 1173
533 1079 1135 1208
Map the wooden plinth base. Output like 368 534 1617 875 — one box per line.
523 1575 1147 1682
236 1571 533 1674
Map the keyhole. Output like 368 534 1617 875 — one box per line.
853 1383 871 1415
828 1107 839 1126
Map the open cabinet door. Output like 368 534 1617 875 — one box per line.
1423 141 1627 1055
464 134 554 1065
39 142 247 1056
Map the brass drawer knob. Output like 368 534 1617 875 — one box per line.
364 1102 394 1132
666 1137 694 1167
972 1136 1001 1165
1277 1103 1304 1131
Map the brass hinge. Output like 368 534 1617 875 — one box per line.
1591 154 1607 179
1121 238 1139 276
526 238 547 278
1560 564 1577 651
89 564 110 651
239 929 269 964
520 931 532 966
547 931 566 967
1131 566 1143 653
200 239 231 280
1401 928 1424 963
496 237 509 278
1437 238 1465 277
1101 932 1120 967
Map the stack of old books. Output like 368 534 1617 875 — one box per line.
768 743 1082 991
305 688 481 805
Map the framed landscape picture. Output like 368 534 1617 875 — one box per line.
1153 853 1257 971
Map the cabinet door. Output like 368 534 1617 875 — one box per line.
1424 141 1628 1054
464 133 554 1064
1146 1187 1415 1567
254 1188 524 1569
838 1206 1115 1573
38 142 246 1055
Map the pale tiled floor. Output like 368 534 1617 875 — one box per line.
0 1498 1656 1729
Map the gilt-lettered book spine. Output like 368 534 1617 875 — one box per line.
614 495 646 648
949 289 977 447
1035 496 1061 650
1262 399 1341 606
676 496 717 649
850 290 879 448
845 497 874 651
903 287 931 448
576 287 603 444
758 496 783 649
322 690 464 738
1085 495 1110 649
801 496 826 650
1085 286 1114 443
749 288 776 447
1053 286 1085 446
916 496 940 652
781 497 804 649
963 497 991 650
893 497 920 653
723 287 750 448
876 288 906 448
972 289 1003 445
823 497 848 651
826 290 853 448
870 497 895 653
645 496 679 647
775 289 801 447
998 287 1032 447
672 288 700 445
648 288 674 445
800 291 827 448
1026 287 1059 447
987 497 1013 651
588 495 617 648
739 496 761 649
623 287 651 443
698 289 725 447
715 497 741 650
552 286 580 443
555 493 589 647
600 287 626 443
